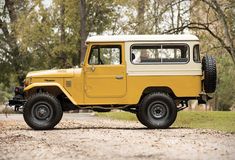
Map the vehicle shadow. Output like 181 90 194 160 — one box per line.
53 126 189 131
16 126 189 131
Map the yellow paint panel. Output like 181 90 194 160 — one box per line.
85 65 126 98
24 82 77 105
126 75 201 103
80 75 201 105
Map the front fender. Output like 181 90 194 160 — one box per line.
24 82 77 105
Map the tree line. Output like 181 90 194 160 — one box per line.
0 0 234 110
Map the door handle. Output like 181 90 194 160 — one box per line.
115 75 123 80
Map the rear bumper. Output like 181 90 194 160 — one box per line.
198 93 213 104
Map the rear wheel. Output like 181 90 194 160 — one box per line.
137 92 177 129
23 93 63 130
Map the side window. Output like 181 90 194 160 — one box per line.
131 44 189 64
193 44 200 63
89 45 121 65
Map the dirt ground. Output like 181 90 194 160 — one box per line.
0 113 235 160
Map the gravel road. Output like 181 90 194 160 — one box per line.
0 113 235 160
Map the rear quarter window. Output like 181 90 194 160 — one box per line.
193 44 200 63
131 44 189 64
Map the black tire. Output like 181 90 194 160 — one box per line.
136 105 148 126
202 55 217 93
23 93 63 130
137 92 177 129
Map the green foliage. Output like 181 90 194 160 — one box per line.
0 83 13 104
97 111 235 133
0 0 118 87
13 0 118 70
16 0 78 69
87 0 117 34
215 54 235 110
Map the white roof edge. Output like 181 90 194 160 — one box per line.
86 34 199 43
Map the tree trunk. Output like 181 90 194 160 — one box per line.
60 1 67 67
153 0 159 34
176 0 181 34
79 0 88 64
170 4 175 32
4 0 23 85
137 0 146 34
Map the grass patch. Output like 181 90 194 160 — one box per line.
97 111 137 121
97 111 235 133
174 111 235 133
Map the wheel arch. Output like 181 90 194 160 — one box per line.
140 86 176 103
24 83 77 105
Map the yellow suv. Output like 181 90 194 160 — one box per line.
9 35 217 130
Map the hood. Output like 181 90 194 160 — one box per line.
26 68 81 78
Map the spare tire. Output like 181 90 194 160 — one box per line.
202 55 217 93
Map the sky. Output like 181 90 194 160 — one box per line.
42 0 52 8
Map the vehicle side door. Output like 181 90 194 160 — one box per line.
84 43 126 98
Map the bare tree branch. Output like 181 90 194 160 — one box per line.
163 21 235 63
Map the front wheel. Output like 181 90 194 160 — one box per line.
137 92 177 129
23 93 63 130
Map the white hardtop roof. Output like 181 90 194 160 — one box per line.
86 34 199 43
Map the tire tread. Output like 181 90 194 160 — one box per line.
23 92 63 130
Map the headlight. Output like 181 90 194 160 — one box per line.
15 86 24 95
24 77 31 87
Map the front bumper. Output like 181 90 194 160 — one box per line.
9 98 26 106
8 86 26 111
